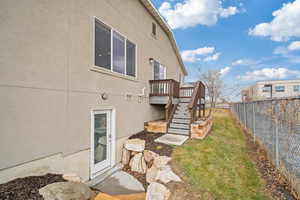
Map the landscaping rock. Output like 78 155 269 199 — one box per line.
155 166 181 184
153 156 171 169
146 182 170 200
146 166 158 183
124 139 145 152
144 150 159 163
63 173 82 183
129 153 147 174
146 165 181 184
39 182 92 200
122 148 131 165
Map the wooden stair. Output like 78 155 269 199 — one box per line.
168 97 192 136
94 192 146 200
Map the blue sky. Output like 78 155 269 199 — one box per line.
151 0 300 100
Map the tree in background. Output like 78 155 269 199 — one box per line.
200 69 224 116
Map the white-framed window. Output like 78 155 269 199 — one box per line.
94 18 136 78
275 85 285 92
262 86 271 93
293 85 299 92
153 60 166 80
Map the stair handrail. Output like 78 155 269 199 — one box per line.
165 98 178 132
188 81 202 123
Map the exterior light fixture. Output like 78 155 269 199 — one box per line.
101 93 108 100
149 58 154 65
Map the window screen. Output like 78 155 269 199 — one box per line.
95 20 111 70
113 31 125 74
94 19 137 78
126 40 136 77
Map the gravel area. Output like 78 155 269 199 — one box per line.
0 174 66 200
129 131 173 156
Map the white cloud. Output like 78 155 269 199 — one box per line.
249 0 300 41
288 41 300 51
219 66 231 76
273 43 300 63
238 67 300 81
232 59 258 66
220 6 239 18
273 46 288 55
181 47 215 62
158 0 239 29
203 52 221 62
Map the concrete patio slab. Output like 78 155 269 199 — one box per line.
93 171 145 195
155 134 189 146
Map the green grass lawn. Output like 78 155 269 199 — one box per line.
171 109 270 200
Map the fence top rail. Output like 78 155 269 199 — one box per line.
232 96 300 104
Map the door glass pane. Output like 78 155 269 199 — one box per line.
113 31 125 74
126 40 136 77
153 60 160 80
95 20 111 70
94 114 107 164
159 64 166 79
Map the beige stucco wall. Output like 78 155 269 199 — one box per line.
0 0 185 181
255 80 300 99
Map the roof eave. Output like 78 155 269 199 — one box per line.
140 0 188 76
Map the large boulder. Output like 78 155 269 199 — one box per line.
121 148 131 165
153 156 171 169
146 166 158 183
146 165 181 184
129 153 147 174
63 173 82 183
124 139 145 152
144 150 159 163
155 166 182 184
146 182 170 200
39 182 92 200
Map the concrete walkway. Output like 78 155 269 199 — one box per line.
93 171 145 195
155 134 189 145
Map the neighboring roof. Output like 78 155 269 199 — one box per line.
140 0 188 76
256 79 300 85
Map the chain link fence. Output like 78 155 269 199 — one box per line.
231 98 300 195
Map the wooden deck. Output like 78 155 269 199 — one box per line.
148 79 206 127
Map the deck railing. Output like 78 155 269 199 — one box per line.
180 87 194 98
188 81 206 123
149 79 180 98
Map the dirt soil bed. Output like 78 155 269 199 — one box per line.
0 174 66 200
124 131 174 189
129 131 173 156
244 128 298 200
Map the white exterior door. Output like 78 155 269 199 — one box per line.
91 110 113 178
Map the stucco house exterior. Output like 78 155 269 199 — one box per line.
0 0 195 183
241 80 300 101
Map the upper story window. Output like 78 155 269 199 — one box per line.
94 19 136 78
275 85 285 92
152 23 157 37
293 85 299 92
153 60 166 80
